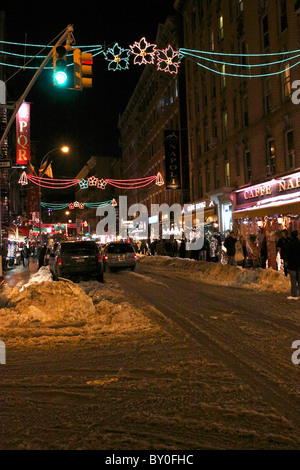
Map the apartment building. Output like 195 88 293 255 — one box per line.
118 14 189 240
175 0 300 239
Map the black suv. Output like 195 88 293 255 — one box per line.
51 240 104 282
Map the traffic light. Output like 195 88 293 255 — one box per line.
53 45 68 86
73 49 93 90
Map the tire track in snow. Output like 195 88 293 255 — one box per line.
112 271 300 433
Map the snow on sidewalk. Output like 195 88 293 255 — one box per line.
137 255 290 293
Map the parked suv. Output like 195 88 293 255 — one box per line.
103 242 137 272
51 240 104 282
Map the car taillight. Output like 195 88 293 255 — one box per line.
57 257 62 266
134 254 137 259
104 255 109 260
98 254 102 263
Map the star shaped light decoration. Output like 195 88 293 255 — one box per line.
97 178 107 190
104 43 131 71
68 203 75 210
156 45 181 75
88 176 98 186
130 37 157 66
79 179 89 189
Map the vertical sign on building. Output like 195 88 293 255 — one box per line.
164 130 181 190
16 102 30 165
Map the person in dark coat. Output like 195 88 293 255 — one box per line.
286 230 300 300
224 231 237 266
179 239 186 258
37 244 46 270
22 245 30 268
277 229 290 276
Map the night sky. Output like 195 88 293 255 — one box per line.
3 0 176 179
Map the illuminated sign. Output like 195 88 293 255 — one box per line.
235 172 300 208
16 102 30 165
164 130 181 190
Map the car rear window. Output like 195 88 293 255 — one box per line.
60 242 99 254
107 244 135 254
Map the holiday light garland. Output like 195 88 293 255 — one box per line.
18 171 164 190
2 36 300 78
41 199 116 210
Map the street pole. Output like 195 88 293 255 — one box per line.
0 25 74 150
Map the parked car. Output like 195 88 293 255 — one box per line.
103 242 137 272
51 240 104 282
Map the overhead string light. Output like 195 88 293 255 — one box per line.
3 36 300 77
41 199 114 210
19 172 163 190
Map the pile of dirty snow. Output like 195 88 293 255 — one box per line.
0 276 155 347
137 256 290 293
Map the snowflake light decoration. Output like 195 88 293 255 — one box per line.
104 43 130 71
79 179 88 189
97 178 107 189
130 37 157 65
88 176 98 187
156 45 181 75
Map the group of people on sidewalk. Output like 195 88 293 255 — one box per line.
223 229 300 300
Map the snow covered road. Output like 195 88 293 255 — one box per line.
0 259 299 450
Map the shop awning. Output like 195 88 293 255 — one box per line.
233 200 300 219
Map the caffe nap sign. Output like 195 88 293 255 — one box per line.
235 172 300 208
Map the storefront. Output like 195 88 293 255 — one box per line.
233 171 300 268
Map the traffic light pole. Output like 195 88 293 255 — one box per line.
0 25 74 151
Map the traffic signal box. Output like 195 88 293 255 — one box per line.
53 45 68 86
73 49 93 90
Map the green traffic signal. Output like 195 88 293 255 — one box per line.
53 45 68 86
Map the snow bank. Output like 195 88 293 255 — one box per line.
0 277 155 347
137 256 290 293
20 266 53 291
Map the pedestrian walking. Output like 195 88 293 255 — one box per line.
22 244 30 268
224 231 237 266
179 239 186 258
277 229 290 276
286 230 300 300
37 244 46 270
239 235 248 269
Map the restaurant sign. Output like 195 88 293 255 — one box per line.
235 172 300 208
16 102 31 165
164 130 181 190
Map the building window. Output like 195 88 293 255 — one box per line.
222 111 228 141
198 172 203 198
244 150 251 183
285 130 295 169
221 64 226 90
262 14 269 49
279 0 288 32
204 124 209 152
214 159 220 189
282 63 291 99
266 138 276 173
237 0 244 15
235 149 240 177
210 30 215 52
206 166 211 192
242 96 248 128
219 15 224 41
264 77 272 113
225 160 231 186
211 75 216 99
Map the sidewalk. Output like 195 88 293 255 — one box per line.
3 258 38 289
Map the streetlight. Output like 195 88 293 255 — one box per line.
38 146 69 243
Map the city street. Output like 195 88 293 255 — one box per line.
0 257 299 450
